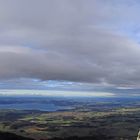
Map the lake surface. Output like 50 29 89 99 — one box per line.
0 96 75 111
0 96 139 111
0 103 73 111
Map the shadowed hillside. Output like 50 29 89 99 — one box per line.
49 135 112 140
0 132 113 140
0 131 34 140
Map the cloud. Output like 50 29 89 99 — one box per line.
0 0 140 88
0 89 115 97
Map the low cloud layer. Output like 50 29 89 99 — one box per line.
0 0 140 88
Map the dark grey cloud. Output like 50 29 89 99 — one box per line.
0 0 140 88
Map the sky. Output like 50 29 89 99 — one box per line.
0 0 140 96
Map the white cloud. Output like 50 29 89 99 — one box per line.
0 89 115 97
